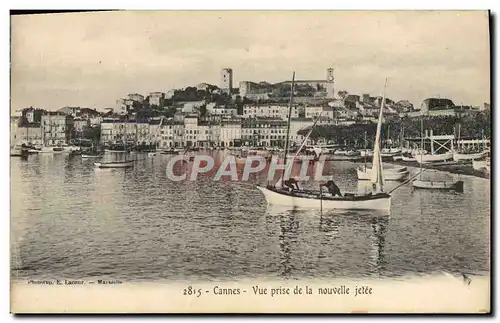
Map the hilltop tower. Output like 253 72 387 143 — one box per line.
326 68 335 98
220 68 233 94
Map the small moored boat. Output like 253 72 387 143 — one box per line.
94 161 134 168
412 180 464 193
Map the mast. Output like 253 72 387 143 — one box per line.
458 123 461 152
281 71 295 188
364 131 367 171
371 79 387 193
420 117 424 180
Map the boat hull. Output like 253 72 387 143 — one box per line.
415 152 453 164
82 155 101 159
401 156 416 162
453 151 487 162
256 186 391 212
94 161 134 168
412 180 464 192
356 168 409 181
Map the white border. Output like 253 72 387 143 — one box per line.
2 1 498 322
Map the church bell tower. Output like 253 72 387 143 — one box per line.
326 68 335 98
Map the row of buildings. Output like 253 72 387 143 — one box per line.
99 115 338 149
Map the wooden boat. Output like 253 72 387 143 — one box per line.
258 75 391 212
392 155 403 161
453 151 488 162
39 146 64 154
357 167 409 181
94 161 134 168
401 155 416 162
414 152 453 164
381 148 401 157
412 180 464 192
82 154 101 159
257 186 391 211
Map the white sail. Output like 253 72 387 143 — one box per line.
370 80 387 192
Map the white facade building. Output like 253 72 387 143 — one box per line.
243 104 299 120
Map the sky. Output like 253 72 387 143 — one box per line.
11 10 490 112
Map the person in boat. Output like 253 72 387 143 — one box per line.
320 180 342 197
284 178 301 191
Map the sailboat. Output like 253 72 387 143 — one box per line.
256 75 391 212
412 118 463 192
94 131 133 168
357 131 409 181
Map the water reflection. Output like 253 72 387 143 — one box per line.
277 209 299 279
11 152 490 281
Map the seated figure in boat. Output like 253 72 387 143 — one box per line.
320 180 343 197
284 178 301 192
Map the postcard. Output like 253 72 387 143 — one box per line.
10 10 491 313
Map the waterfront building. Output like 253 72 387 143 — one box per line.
148 118 163 147
41 113 74 146
184 116 199 147
219 118 242 147
241 117 287 147
220 68 233 94
135 120 150 145
73 118 89 134
10 118 43 146
149 92 165 107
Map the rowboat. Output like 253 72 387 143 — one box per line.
453 151 488 162
412 180 464 192
414 152 454 164
94 161 134 168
